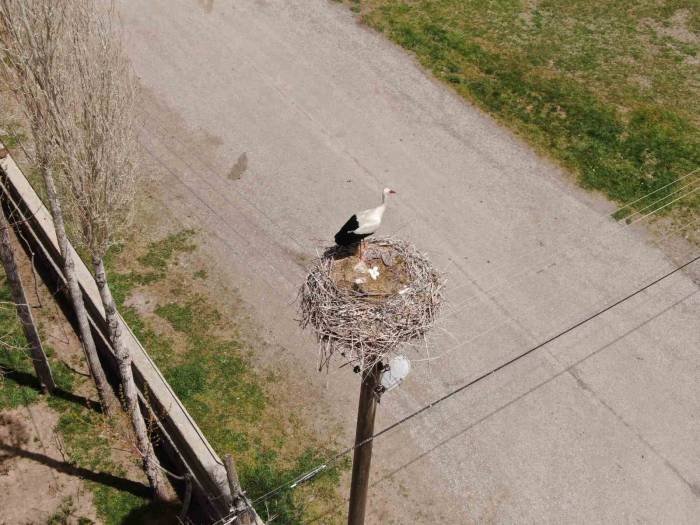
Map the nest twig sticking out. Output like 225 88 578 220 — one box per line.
299 238 444 373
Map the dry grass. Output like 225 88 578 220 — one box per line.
299 238 445 372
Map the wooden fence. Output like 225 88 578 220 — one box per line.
0 144 261 524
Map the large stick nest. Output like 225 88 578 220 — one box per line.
299 238 444 372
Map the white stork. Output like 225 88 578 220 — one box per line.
335 187 396 258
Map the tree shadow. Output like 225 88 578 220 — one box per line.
0 443 151 498
0 365 102 413
119 500 182 525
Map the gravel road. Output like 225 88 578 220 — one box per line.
119 1 700 522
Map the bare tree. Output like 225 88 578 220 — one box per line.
0 0 114 414
51 0 168 500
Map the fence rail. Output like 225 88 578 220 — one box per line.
0 143 262 524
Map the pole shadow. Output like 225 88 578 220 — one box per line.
0 365 103 413
118 500 182 525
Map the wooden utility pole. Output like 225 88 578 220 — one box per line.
0 205 55 393
348 361 383 525
224 453 253 525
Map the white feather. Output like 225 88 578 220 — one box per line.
352 204 386 234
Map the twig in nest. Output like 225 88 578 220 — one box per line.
299 238 444 373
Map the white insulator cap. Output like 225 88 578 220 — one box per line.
380 355 411 392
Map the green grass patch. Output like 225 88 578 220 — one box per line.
103 230 195 306
46 496 95 525
0 120 27 150
136 229 196 275
0 347 40 410
0 275 155 524
105 230 348 524
350 0 700 220
2 228 347 525
0 277 40 410
51 399 150 525
155 296 221 334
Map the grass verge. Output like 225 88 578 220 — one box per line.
106 230 349 524
1 229 348 524
344 0 700 223
0 277 163 524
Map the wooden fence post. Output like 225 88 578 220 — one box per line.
225 454 254 525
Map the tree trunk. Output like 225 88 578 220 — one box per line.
42 168 114 414
0 207 55 393
93 256 168 501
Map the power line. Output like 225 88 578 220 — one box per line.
441 168 699 298
240 252 699 513
139 134 299 291
421 215 700 365
142 112 700 517
444 178 700 311
304 285 700 525
142 105 699 307
614 168 699 215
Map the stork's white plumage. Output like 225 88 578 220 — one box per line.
335 188 396 255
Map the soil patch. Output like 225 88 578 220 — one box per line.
0 404 99 525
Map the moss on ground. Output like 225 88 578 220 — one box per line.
346 0 700 223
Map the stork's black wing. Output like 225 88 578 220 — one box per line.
334 214 360 246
